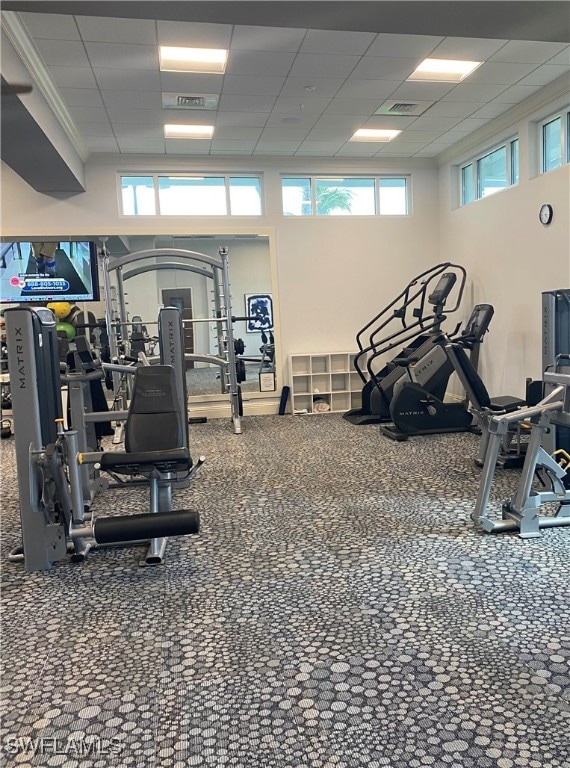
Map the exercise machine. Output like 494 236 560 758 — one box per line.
344 263 467 426
379 302 495 441
541 289 570 453
470 363 570 538
4 306 201 571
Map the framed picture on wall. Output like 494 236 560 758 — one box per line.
245 293 273 333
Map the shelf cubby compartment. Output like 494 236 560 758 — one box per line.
292 374 311 394
311 356 329 375
291 356 311 376
292 394 312 413
311 373 330 394
312 393 331 413
350 372 363 390
331 392 350 412
330 353 349 373
331 373 349 392
350 391 362 409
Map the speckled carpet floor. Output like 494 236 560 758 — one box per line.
1 414 569 768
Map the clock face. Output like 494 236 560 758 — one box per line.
539 204 553 225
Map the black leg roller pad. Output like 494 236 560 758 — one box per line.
93 510 200 545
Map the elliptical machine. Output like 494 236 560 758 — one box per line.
344 263 467 426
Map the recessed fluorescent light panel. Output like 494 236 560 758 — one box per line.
350 129 402 142
408 58 482 83
159 46 227 73
164 124 214 139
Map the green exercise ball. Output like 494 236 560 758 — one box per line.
56 322 76 342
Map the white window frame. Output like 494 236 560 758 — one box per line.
459 136 519 206
280 174 410 217
118 173 264 217
539 108 570 174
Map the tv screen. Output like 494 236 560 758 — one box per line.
0 240 100 304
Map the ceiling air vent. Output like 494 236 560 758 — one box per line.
162 92 219 110
375 99 434 117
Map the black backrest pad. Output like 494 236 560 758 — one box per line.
445 343 491 410
125 365 183 453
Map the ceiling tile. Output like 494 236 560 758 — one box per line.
94 68 161 91
546 47 570 66
48 65 98 89
295 141 346 155
289 53 361 79
20 12 80 40
517 65 570 87
430 37 508 60
492 84 543 103
350 57 419 81
451 117 489 132
117 138 166 153
273 96 331 114
324 98 383 115
68 106 111 124
264 113 320 130
215 112 270 128
441 83 510 102
222 75 285 96
85 42 158 70
387 82 456 100
101 90 162 110
231 25 306 52
106 107 166 124
280 77 345 98
468 102 512 120
159 72 223 93
210 140 257 152
311 114 369 131
218 94 277 112
254 141 302 154
259 127 311 141
366 33 442 59
59 88 104 108
361 115 418 130
335 80 400 100
490 40 568 64
81 123 116 138
85 137 120 152
334 144 379 157
423 101 484 118
299 30 376 55
76 15 157 44
212 126 263 140
467 61 538 84
112 124 164 138
376 145 418 157
157 20 232 48
164 139 212 154
408 115 463 131
402 129 447 143
35 39 90 67
226 51 296 77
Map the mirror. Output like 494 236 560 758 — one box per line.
109 233 276 399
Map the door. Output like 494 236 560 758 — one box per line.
161 288 194 369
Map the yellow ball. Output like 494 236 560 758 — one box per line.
47 301 72 320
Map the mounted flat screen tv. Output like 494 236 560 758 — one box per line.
0 241 100 304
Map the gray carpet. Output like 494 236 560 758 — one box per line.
1 414 569 768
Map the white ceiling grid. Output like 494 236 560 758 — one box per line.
15 11 570 158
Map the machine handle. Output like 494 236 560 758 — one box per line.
93 509 200 544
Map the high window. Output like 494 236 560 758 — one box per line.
540 108 570 173
281 176 409 216
460 138 519 205
120 175 263 216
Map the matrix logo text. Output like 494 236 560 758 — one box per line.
4 735 123 757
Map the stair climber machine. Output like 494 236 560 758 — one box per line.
380 301 495 441
345 263 469 427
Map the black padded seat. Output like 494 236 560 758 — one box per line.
488 395 527 412
99 365 191 476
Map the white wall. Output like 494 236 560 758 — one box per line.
438 82 570 398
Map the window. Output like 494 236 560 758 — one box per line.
540 108 570 173
120 174 263 216
281 176 409 216
460 137 518 205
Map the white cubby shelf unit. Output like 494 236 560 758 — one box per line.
289 353 362 414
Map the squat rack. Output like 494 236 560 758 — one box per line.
100 242 243 434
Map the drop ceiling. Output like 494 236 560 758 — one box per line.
2 1 570 161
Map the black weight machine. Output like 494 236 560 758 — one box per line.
4 306 202 572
